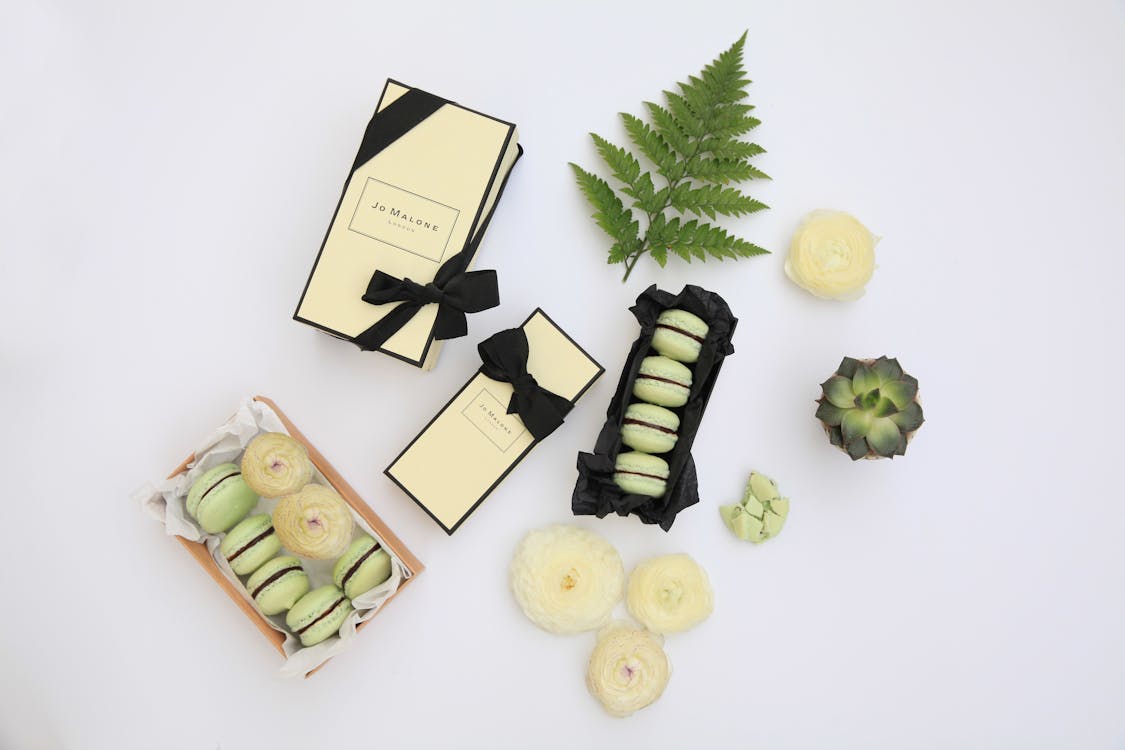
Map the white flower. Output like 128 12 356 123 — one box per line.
626 553 713 634
586 621 671 717
510 525 624 635
784 209 878 301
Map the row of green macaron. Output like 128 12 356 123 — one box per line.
221 512 394 646
612 308 710 499
187 459 393 648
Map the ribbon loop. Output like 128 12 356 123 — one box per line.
478 328 573 440
354 253 499 352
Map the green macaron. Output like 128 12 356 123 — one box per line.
186 463 259 534
286 585 353 647
333 536 393 600
613 451 670 498
246 555 309 616
632 356 693 408
651 308 709 363
620 403 680 454
219 514 281 576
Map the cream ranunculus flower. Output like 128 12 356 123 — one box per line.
510 525 624 635
626 553 713 634
586 621 671 717
784 209 879 301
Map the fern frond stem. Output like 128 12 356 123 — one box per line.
622 251 644 282
619 140 704 283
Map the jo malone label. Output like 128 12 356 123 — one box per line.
461 388 526 452
349 177 460 263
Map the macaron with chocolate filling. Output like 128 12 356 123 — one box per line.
246 555 309 616
632 356 693 408
651 308 709 363
613 452 670 498
185 462 259 534
620 403 680 454
219 514 281 576
333 536 393 600
286 585 354 647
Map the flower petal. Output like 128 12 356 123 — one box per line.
626 554 713 634
510 525 624 635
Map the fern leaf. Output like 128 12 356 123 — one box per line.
644 101 692 155
607 243 632 264
571 32 770 281
668 219 768 261
621 113 677 175
569 163 641 261
708 104 761 138
590 133 641 187
670 183 768 219
685 158 770 184
698 137 764 159
621 172 664 214
695 32 749 107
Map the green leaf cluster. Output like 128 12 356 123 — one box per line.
569 32 770 282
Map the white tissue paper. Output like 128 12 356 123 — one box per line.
134 396 412 678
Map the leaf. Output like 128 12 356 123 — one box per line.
666 219 769 261
620 113 676 175
569 163 641 261
684 158 769 184
664 90 705 138
698 137 764 159
644 101 691 155
607 244 632 264
670 183 768 219
708 104 761 138
571 32 771 280
589 133 641 187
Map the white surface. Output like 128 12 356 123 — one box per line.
2 1 1124 747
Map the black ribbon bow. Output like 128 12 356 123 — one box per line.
354 251 499 352
478 328 573 440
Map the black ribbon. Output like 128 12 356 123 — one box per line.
354 249 499 351
346 85 501 352
478 328 573 440
349 87 447 176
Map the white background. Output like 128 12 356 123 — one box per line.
2 1 1124 747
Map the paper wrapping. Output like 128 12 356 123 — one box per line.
572 285 737 530
134 397 411 678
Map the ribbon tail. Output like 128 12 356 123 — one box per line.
432 305 468 341
508 391 570 441
353 301 424 351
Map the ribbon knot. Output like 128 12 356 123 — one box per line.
509 372 540 400
478 328 573 440
353 252 499 352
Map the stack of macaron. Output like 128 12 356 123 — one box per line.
614 309 709 499
184 431 394 647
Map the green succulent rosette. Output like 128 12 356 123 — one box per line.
720 471 789 543
816 356 924 460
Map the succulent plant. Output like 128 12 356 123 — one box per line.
719 471 789 542
816 356 924 460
